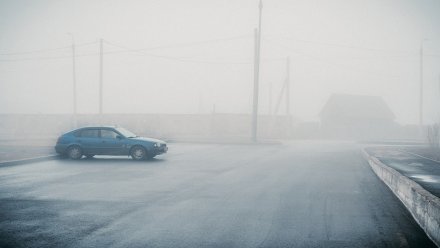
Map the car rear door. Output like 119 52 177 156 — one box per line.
76 129 100 154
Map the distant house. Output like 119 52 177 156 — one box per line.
319 94 396 140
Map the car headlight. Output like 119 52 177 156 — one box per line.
154 142 161 147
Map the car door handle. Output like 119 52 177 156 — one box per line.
101 141 106 143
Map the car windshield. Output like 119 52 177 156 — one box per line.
116 127 137 138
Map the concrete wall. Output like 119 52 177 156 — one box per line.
362 149 440 247
0 114 420 142
0 114 298 141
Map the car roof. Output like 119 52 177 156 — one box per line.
73 126 119 132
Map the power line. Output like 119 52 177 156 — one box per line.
0 35 250 57
0 51 100 62
0 55 77 62
0 36 256 64
0 41 97 56
264 35 421 55
0 46 70 56
263 38 411 80
103 34 252 52
102 39 253 65
0 47 254 64
1 35 437 60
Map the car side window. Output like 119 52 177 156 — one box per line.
79 129 99 138
101 130 119 139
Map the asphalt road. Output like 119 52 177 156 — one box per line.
0 141 435 248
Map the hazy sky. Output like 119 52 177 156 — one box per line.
0 0 439 124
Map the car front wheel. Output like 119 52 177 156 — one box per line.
67 146 82 160
130 146 147 161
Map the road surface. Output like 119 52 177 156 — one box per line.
0 141 435 248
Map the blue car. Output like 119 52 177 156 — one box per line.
55 126 168 160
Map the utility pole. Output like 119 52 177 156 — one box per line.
274 81 286 115
419 39 431 131
273 58 291 116
72 41 77 128
99 38 103 119
68 33 77 128
198 93 203 114
285 57 290 115
420 40 424 129
285 57 292 138
269 82 272 115
251 0 263 142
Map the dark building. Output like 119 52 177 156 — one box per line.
319 94 397 140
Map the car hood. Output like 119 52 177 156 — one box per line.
130 137 166 144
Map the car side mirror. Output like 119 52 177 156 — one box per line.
116 135 124 140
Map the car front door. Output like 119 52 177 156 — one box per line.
99 129 125 155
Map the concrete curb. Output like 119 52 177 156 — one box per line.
362 148 440 247
0 155 59 168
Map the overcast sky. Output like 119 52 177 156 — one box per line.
0 0 439 124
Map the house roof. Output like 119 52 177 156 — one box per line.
320 94 395 120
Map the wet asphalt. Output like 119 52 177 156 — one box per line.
368 147 440 198
0 141 435 248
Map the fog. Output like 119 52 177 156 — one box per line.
1 0 440 141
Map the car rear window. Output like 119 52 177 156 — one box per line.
79 129 99 138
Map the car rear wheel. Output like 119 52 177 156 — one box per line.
130 146 146 161
67 146 82 160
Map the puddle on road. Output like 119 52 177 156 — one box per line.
410 174 440 184
408 162 424 167
384 161 420 173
